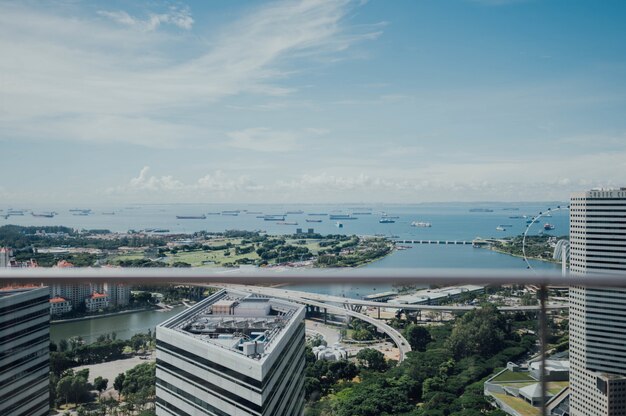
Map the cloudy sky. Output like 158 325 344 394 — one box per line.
2 0 626 204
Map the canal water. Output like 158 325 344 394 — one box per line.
50 245 560 343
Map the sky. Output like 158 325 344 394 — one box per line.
1 0 626 204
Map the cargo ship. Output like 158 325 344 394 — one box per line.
306 219 322 223
176 215 206 219
31 212 54 218
285 210 304 215
544 223 555 230
379 218 395 224
329 214 357 220
307 213 328 216
264 215 285 221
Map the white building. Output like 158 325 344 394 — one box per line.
0 248 10 268
0 286 50 416
156 289 306 416
569 188 626 416
49 296 72 315
85 293 110 312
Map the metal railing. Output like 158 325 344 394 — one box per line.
2 267 626 416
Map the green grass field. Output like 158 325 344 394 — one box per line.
491 370 536 383
493 393 540 416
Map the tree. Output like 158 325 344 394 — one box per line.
446 304 507 359
403 324 432 352
356 348 387 371
94 376 108 396
58 338 69 353
114 373 126 393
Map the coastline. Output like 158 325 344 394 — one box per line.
482 246 560 264
51 306 159 324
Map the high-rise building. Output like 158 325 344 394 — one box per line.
0 286 50 416
156 288 306 416
569 188 626 416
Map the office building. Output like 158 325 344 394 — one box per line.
156 288 306 416
0 286 50 416
569 188 626 416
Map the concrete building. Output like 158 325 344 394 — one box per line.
156 289 306 416
0 248 11 268
569 188 626 416
85 293 110 312
0 286 50 416
49 296 72 315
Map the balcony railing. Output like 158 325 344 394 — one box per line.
2 267 625 416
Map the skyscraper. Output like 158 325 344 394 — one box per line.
156 288 306 416
569 188 626 416
0 286 50 416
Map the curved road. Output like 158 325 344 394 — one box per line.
233 286 568 313
221 284 413 362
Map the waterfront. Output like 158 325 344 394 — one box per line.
33 202 565 342
50 244 560 343
50 306 184 344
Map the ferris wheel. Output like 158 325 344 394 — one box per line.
521 205 570 276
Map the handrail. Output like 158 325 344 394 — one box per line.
1 267 625 286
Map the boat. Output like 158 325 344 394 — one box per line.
307 213 328 216
329 214 357 220
526 219 535 224
69 209 91 213
222 210 240 214
411 221 431 227
502 208 520 211
31 212 54 218
379 218 395 224
496 226 506 231
101 212 115 215
285 210 304 215
7 210 25 216
176 215 207 219
544 223 555 230
469 208 493 212
306 219 322 223
381 213 399 219
509 216 523 219
73 212 89 216
264 215 285 221
335 222 343 228
221 212 239 216
206 212 221 215
277 221 298 225
352 212 372 215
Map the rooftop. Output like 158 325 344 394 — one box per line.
160 289 303 360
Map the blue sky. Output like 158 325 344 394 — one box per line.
1 0 626 204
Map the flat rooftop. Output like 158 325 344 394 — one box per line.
160 289 303 360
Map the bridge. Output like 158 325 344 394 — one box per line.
394 238 500 246
212 284 569 362
219 284 413 361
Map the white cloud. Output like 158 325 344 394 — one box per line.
0 0 380 148
227 127 327 152
98 6 194 31
109 167 263 196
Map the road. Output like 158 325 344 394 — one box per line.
232 286 568 312
221 284 413 362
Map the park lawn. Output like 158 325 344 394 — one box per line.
493 393 540 416
108 253 145 262
166 248 260 267
491 370 536 383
